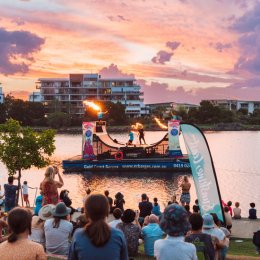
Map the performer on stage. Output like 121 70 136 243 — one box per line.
138 128 146 145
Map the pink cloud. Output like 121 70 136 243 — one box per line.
99 64 135 78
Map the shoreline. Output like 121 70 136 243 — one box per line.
29 125 260 134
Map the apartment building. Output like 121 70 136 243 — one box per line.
0 86 4 104
36 73 145 117
146 101 198 116
205 99 260 114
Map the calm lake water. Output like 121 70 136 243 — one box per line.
0 131 259 217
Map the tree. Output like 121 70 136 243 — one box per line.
0 119 56 205
47 112 71 129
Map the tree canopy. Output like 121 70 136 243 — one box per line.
0 119 56 204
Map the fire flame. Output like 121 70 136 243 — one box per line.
154 117 167 129
131 122 143 130
83 101 101 111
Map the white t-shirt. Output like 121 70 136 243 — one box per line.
109 219 122 229
22 184 28 195
203 227 226 241
44 218 73 255
154 235 197 260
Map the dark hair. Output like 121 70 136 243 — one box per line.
86 188 91 195
224 206 229 213
227 201 232 207
52 216 67 228
189 213 203 230
8 176 14 184
141 193 147 200
195 199 198 204
115 192 124 200
210 213 219 226
112 208 122 219
23 181 27 185
104 190 109 196
184 205 190 212
8 207 32 243
121 209 136 223
154 197 158 202
85 194 110 247
250 202 255 208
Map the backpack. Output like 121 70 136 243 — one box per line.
253 230 260 246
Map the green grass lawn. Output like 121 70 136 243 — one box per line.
228 238 258 257
47 239 258 260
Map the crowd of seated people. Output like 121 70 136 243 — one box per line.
0 168 258 260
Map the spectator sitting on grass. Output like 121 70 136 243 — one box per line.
142 214 164 257
152 198 162 216
69 194 128 260
249 203 257 219
154 204 197 260
185 213 215 260
0 207 46 260
192 199 200 213
139 194 153 226
117 209 141 258
224 206 232 233
109 208 122 228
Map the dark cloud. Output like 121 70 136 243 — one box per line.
151 50 173 64
166 41 181 51
230 2 260 75
209 42 232 52
230 2 260 33
107 15 130 22
99 63 135 78
0 27 45 75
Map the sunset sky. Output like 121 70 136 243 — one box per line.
1 0 260 104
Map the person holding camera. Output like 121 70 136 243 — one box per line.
40 165 64 206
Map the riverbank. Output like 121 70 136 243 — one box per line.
31 123 260 134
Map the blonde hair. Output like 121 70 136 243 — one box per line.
45 166 55 179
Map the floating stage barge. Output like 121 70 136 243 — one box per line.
62 121 191 173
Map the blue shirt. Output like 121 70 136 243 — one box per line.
152 204 162 216
34 195 43 215
129 132 134 141
142 223 164 256
4 184 18 208
249 208 257 219
68 227 128 260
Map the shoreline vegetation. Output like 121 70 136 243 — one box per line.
29 123 260 134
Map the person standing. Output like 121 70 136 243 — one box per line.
104 190 113 213
4 176 18 213
138 128 146 145
40 166 64 206
22 181 32 207
180 176 191 206
139 194 153 225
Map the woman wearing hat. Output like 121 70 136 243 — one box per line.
44 202 73 256
69 194 128 260
117 209 142 258
154 204 197 260
29 204 55 247
40 166 64 206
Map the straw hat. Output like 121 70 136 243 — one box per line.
38 204 55 220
